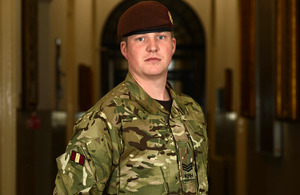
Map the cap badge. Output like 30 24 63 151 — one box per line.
168 11 174 25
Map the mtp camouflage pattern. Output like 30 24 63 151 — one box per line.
54 73 208 194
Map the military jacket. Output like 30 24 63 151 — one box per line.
54 73 208 194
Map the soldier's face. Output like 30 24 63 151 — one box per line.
121 31 176 80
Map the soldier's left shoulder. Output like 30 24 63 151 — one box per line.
175 92 203 110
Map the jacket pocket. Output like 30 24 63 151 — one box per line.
121 116 169 151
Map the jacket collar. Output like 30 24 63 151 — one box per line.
123 72 186 117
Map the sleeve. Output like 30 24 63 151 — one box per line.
54 110 122 195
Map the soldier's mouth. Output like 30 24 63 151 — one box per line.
145 57 161 62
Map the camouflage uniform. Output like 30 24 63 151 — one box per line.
54 73 208 194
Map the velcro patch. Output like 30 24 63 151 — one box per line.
178 142 196 181
70 150 85 165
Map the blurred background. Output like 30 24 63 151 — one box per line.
0 0 299 194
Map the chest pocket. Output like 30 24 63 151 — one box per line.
121 115 169 151
185 118 207 150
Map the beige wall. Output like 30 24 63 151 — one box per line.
0 0 20 194
38 2 54 110
38 0 68 110
75 0 93 66
214 0 240 111
37 0 123 110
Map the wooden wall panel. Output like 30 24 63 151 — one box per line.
240 0 256 118
276 0 300 121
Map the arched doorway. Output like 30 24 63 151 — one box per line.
101 0 206 107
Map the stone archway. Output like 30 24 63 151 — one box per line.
101 0 206 107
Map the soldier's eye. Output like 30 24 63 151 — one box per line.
137 37 144 41
158 35 165 40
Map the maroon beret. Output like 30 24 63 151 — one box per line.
117 1 173 37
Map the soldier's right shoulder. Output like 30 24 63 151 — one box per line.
71 82 130 138
90 81 130 112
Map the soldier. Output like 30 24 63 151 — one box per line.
54 1 208 194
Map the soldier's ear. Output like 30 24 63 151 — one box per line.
172 37 176 55
120 41 128 59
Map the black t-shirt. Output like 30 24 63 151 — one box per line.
155 99 173 112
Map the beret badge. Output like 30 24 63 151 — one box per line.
168 11 174 26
